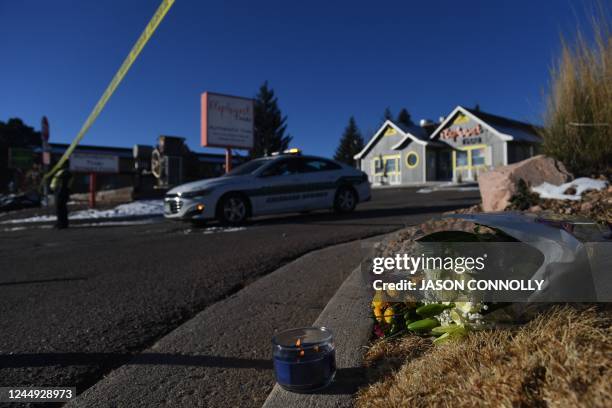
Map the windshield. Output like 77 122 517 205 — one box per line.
225 158 270 176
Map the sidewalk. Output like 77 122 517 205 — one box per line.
68 236 383 407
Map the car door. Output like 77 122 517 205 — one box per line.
251 158 304 214
295 158 342 210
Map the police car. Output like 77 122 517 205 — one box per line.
164 150 371 224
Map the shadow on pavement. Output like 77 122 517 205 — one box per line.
0 352 272 371
312 366 366 396
1 353 366 396
0 277 88 287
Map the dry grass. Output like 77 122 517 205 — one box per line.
356 305 612 407
541 9 612 176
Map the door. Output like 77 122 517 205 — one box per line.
452 145 489 182
436 150 452 181
251 158 304 214
296 157 343 209
384 155 401 185
371 155 401 185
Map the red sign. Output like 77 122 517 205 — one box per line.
440 124 482 142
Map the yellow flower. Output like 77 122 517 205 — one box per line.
372 290 387 309
372 299 384 309
384 306 395 324
373 306 384 322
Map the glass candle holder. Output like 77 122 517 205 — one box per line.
272 326 336 393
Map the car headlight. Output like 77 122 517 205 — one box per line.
180 189 213 198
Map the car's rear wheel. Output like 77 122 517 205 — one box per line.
218 194 249 225
334 186 357 213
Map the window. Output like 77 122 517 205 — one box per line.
453 146 488 173
456 150 468 167
385 158 396 173
373 155 399 175
299 158 341 172
226 158 270 176
374 158 384 174
405 152 418 168
471 147 486 166
260 158 300 177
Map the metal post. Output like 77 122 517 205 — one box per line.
89 173 97 208
41 116 50 206
225 148 232 173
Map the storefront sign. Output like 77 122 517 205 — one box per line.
70 153 119 173
201 92 254 149
441 124 483 142
462 137 482 145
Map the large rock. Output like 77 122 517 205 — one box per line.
478 155 572 212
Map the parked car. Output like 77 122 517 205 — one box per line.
0 192 41 212
164 151 370 224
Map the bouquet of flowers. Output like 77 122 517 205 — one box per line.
371 290 491 344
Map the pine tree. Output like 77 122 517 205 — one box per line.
334 116 365 167
251 81 292 158
396 108 413 128
383 107 393 122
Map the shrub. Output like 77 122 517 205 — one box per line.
541 11 612 177
507 179 540 210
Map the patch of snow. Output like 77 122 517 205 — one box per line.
75 219 162 228
532 177 607 201
182 226 247 235
2 226 27 232
1 200 164 224
1 225 52 232
417 184 480 194
202 226 246 234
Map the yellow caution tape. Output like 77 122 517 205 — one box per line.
43 0 175 184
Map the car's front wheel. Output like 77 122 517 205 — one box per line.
334 186 357 213
218 194 249 225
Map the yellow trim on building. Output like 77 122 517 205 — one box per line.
405 151 419 169
373 154 401 175
452 144 490 181
383 126 398 136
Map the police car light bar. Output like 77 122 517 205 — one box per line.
271 148 302 156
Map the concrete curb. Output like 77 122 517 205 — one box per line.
263 231 402 408
262 265 372 408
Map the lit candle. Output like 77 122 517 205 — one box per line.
272 327 336 393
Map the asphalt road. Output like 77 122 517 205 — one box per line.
0 186 479 400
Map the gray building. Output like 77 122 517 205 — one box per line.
354 105 541 186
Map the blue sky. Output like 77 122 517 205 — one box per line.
0 0 602 157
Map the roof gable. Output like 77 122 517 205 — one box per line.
430 106 541 143
354 120 428 159
465 108 542 143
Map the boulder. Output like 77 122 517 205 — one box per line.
478 155 572 212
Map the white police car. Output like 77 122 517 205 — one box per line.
164 151 370 224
